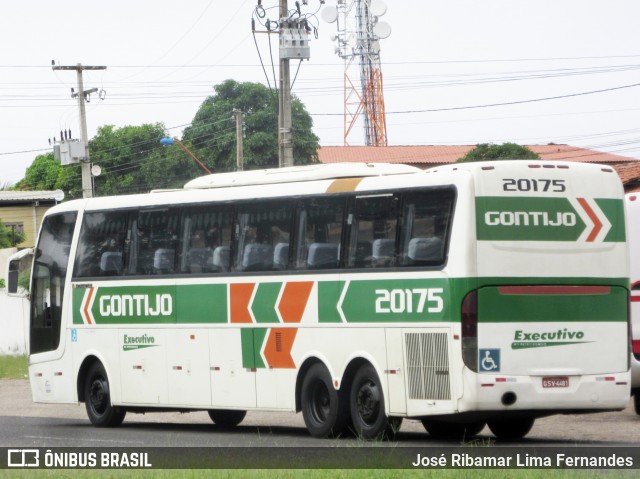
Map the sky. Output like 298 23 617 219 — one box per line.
1 0 640 185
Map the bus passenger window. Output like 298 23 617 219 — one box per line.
74 211 130 278
234 202 292 272
295 198 344 270
178 207 233 274
347 195 398 269
133 209 179 275
399 189 455 267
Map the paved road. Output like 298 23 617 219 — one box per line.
2 379 640 447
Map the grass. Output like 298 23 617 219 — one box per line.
0 354 27 379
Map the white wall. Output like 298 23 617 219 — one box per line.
0 290 28 355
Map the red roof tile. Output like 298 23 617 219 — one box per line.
316 144 640 191
317 144 637 165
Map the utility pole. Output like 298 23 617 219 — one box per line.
52 63 106 198
278 0 294 168
233 109 244 171
253 1 310 168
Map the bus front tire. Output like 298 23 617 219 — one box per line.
207 409 247 427
487 417 535 440
301 363 349 438
350 364 401 439
84 362 126 427
422 419 486 439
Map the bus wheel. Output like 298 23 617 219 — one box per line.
350 364 398 439
422 419 486 439
301 363 349 438
487 417 535 440
207 409 247 427
634 393 640 416
84 362 126 427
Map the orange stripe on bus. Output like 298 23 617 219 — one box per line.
230 283 255 323
278 282 314 323
263 328 297 369
83 287 95 324
326 177 363 193
577 197 602 242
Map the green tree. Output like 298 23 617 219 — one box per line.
0 220 25 247
457 143 540 162
183 79 319 172
89 123 202 196
14 152 81 198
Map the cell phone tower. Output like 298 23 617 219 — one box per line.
323 0 391 146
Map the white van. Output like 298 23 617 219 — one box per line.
624 193 640 414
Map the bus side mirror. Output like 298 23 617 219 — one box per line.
5 248 33 297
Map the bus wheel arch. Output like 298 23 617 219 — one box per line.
77 355 101 403
82 359 126 427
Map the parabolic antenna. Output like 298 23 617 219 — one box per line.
53 190 65 202
369 0 387 17
321 6 338 23
373 21 392 39
91 164 102 177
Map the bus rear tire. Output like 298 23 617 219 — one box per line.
84 362 126 428
487 417 534 439
350 364 400 439
207 409 247 427
634 393 640 416
301 363 349 438
422 419 486 439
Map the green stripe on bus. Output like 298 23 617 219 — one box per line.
595 198 626 242
475 197 625 242
176 284 227 324
252 282 282 323
318 281 344 323
478 285 628 323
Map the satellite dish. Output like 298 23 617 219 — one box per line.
53 190 65 202
91 164 102 177
369 0 387 17
321 6 338 23
373 21 392 39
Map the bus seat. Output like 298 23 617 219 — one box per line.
353 241 372 267
187 248 212 273
408 237 443 263
242 243 273 271
153 248 175 273
100 252 123 275
307 243 339 269
213 246 230 272
273 243 289 270
372 238 395 266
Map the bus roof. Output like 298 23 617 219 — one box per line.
183 162 421 190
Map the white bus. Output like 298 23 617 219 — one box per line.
624 193 640 414
7 161 631 440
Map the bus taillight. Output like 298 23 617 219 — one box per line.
461 290 478 372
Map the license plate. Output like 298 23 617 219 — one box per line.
542 376 569 388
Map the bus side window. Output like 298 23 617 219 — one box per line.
399 189 455 267
178 206 233 274
74 211 130 278
234 202 292 272
347 195 398 269
134 209 179 275
295 197 345 270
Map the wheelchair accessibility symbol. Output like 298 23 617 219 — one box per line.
479 349 500 372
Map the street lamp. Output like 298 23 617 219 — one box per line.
160 137 212 174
